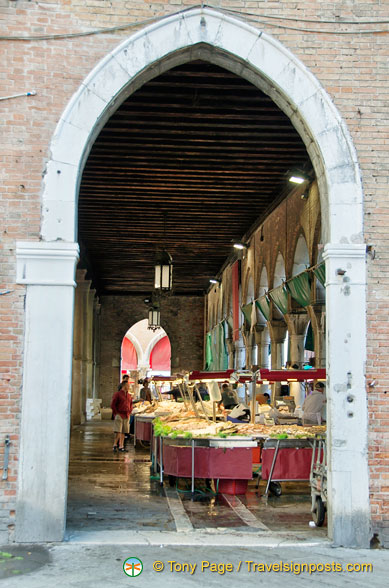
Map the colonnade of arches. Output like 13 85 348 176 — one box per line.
207 182 325 388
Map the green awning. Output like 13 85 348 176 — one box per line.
241 302 253 327
286 272 311 307
269 285 289 315
313 262 326 286
305 322 315 351
255 296 270 320
205 331 213 370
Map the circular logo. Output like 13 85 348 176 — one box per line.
123 557 143 577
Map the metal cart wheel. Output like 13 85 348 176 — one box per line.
312 496 326 527
269 481 282 496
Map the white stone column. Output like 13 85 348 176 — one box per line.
15 241 78 542
324 243 370 547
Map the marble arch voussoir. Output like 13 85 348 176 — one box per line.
41 7 362 246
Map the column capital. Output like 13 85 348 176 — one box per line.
16 241 79 287
323 243 366 261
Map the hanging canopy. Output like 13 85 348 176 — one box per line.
255 296 270 320
121 337 138 371
286 272 312 307
313 261 326 286
150 336 171 371
268 284 289 315
241 302 253 327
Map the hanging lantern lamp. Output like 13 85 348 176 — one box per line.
154 249 173 292
148 303 161 331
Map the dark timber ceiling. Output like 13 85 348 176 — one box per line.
78 61 310 296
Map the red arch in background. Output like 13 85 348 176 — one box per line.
150 336 171 371
121 337 138 371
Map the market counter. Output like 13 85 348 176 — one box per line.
156 436 257 494
134 414 154 444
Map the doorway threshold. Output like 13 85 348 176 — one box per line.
65 528 330 548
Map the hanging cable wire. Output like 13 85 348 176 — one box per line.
214 5 389 25
0 4 388 41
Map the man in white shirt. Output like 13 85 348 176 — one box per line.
302 382 326 425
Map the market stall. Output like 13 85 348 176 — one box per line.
146 367 326 496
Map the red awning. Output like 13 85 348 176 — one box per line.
121 337 138 371
150 336 171 371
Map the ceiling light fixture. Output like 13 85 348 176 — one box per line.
233 241 248 251
288 169 310 185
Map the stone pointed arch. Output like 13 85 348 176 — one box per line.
17 7 369 547
42 7 362 247
292 233 310 276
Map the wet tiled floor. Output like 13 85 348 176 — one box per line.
67 421 327 539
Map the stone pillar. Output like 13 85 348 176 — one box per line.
15 241 78 542
234 334 246 370
285 314 310 406
323 244 369 547
92 298 101 399
71 270 86 426
226 338 235 369
241 328 253 369
254 325 270 395
84 287 96 405
307 305 326 368
72 273 92 424
268 321 287 369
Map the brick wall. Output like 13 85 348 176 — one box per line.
1 0 388 542
99 295 204 406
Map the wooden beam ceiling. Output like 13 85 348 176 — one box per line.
78 61 310 296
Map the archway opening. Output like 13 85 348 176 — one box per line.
121 319 171 378
17 9 367 547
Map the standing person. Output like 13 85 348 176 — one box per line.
111 380 133 452
139 378 152 403
302 382 326 425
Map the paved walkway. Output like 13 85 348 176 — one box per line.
0 541 387 587
66 421 327 540
4 421 385 586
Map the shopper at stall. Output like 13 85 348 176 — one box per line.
139 378 152 403
219 383 239 409
302 382 326 425
111 380 133 452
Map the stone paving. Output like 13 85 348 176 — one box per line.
2 421 386 586
66 421 327 540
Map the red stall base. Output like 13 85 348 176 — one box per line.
217 479 248 495
162 444 253 485
135 419 152 442
261 447 314 481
